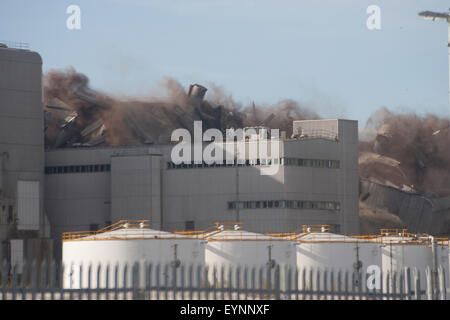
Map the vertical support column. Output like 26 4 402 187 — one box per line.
447 20 450 119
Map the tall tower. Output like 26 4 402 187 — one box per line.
0 43 52 264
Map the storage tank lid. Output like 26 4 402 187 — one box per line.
205 229 280 241
296 232 375 243
70 228 192 241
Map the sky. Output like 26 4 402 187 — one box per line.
1 0 449 126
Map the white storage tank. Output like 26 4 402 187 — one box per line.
294 226 382 290
380 230 449 289
203 223 297 288
62 220 205 289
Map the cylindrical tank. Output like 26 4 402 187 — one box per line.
203 224 296 288
295 230 382 290
62 222 205 289
381 235 449 290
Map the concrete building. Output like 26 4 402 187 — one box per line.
0 45 52 264
45 119 359 260
0 46 360 262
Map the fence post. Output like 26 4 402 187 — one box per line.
301 268 306 300
105 263 110 300
132 262 139 300
163 263 169 300
426 267 433 300
203 266 209 300
236 265 241 300
179 263 185 300
31 260 37 300
212 265 217 300
220 265 225 300
229 265 234 300
87 263 92 300
49 261 56 300
59 262 65 300
244 265 250 300
196 264 201 300
96 264 102 300
399 271 404 300
113 263 119 300
337 270 342 301
344 270 349 300
404 267 411 300
438 265 446 300
11 263 17 300
123 263 128 300
250 266 256 300
413 268 420 300
316 268 321 300
21 260 29 301
188 264 193 300
1 260 7 300
286 265 292 301
274 264 280 300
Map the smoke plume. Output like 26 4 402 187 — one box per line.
43 68 319 148
359 107 450 196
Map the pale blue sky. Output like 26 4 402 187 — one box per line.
1 0 449 125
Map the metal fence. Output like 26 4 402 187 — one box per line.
0 261 447 300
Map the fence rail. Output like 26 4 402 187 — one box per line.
0 261 447 300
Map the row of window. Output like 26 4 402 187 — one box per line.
44 157 339 174
167 158 340 169
45 164 111 175
227 200 341 211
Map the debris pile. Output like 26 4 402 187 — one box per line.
359 107 450 197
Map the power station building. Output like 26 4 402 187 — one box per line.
45 119 359 260
0 45 360 261
0 45 52 265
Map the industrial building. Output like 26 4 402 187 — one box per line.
0 45 52 266
45 117 359 260
2 44 358 263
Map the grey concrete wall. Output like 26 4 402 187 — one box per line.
111 154 162 227
0 47 45 260
360 180 450 235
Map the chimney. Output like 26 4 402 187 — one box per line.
188 84 207 104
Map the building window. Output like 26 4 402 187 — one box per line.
227 200 340 212
165 157 340 170
44 164 111 175
185 221 195 231
330 224 341 233
7 206 13 224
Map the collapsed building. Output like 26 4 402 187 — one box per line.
41 69 361 261
358 109 450 235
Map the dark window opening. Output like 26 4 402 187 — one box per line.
185 221 195 231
